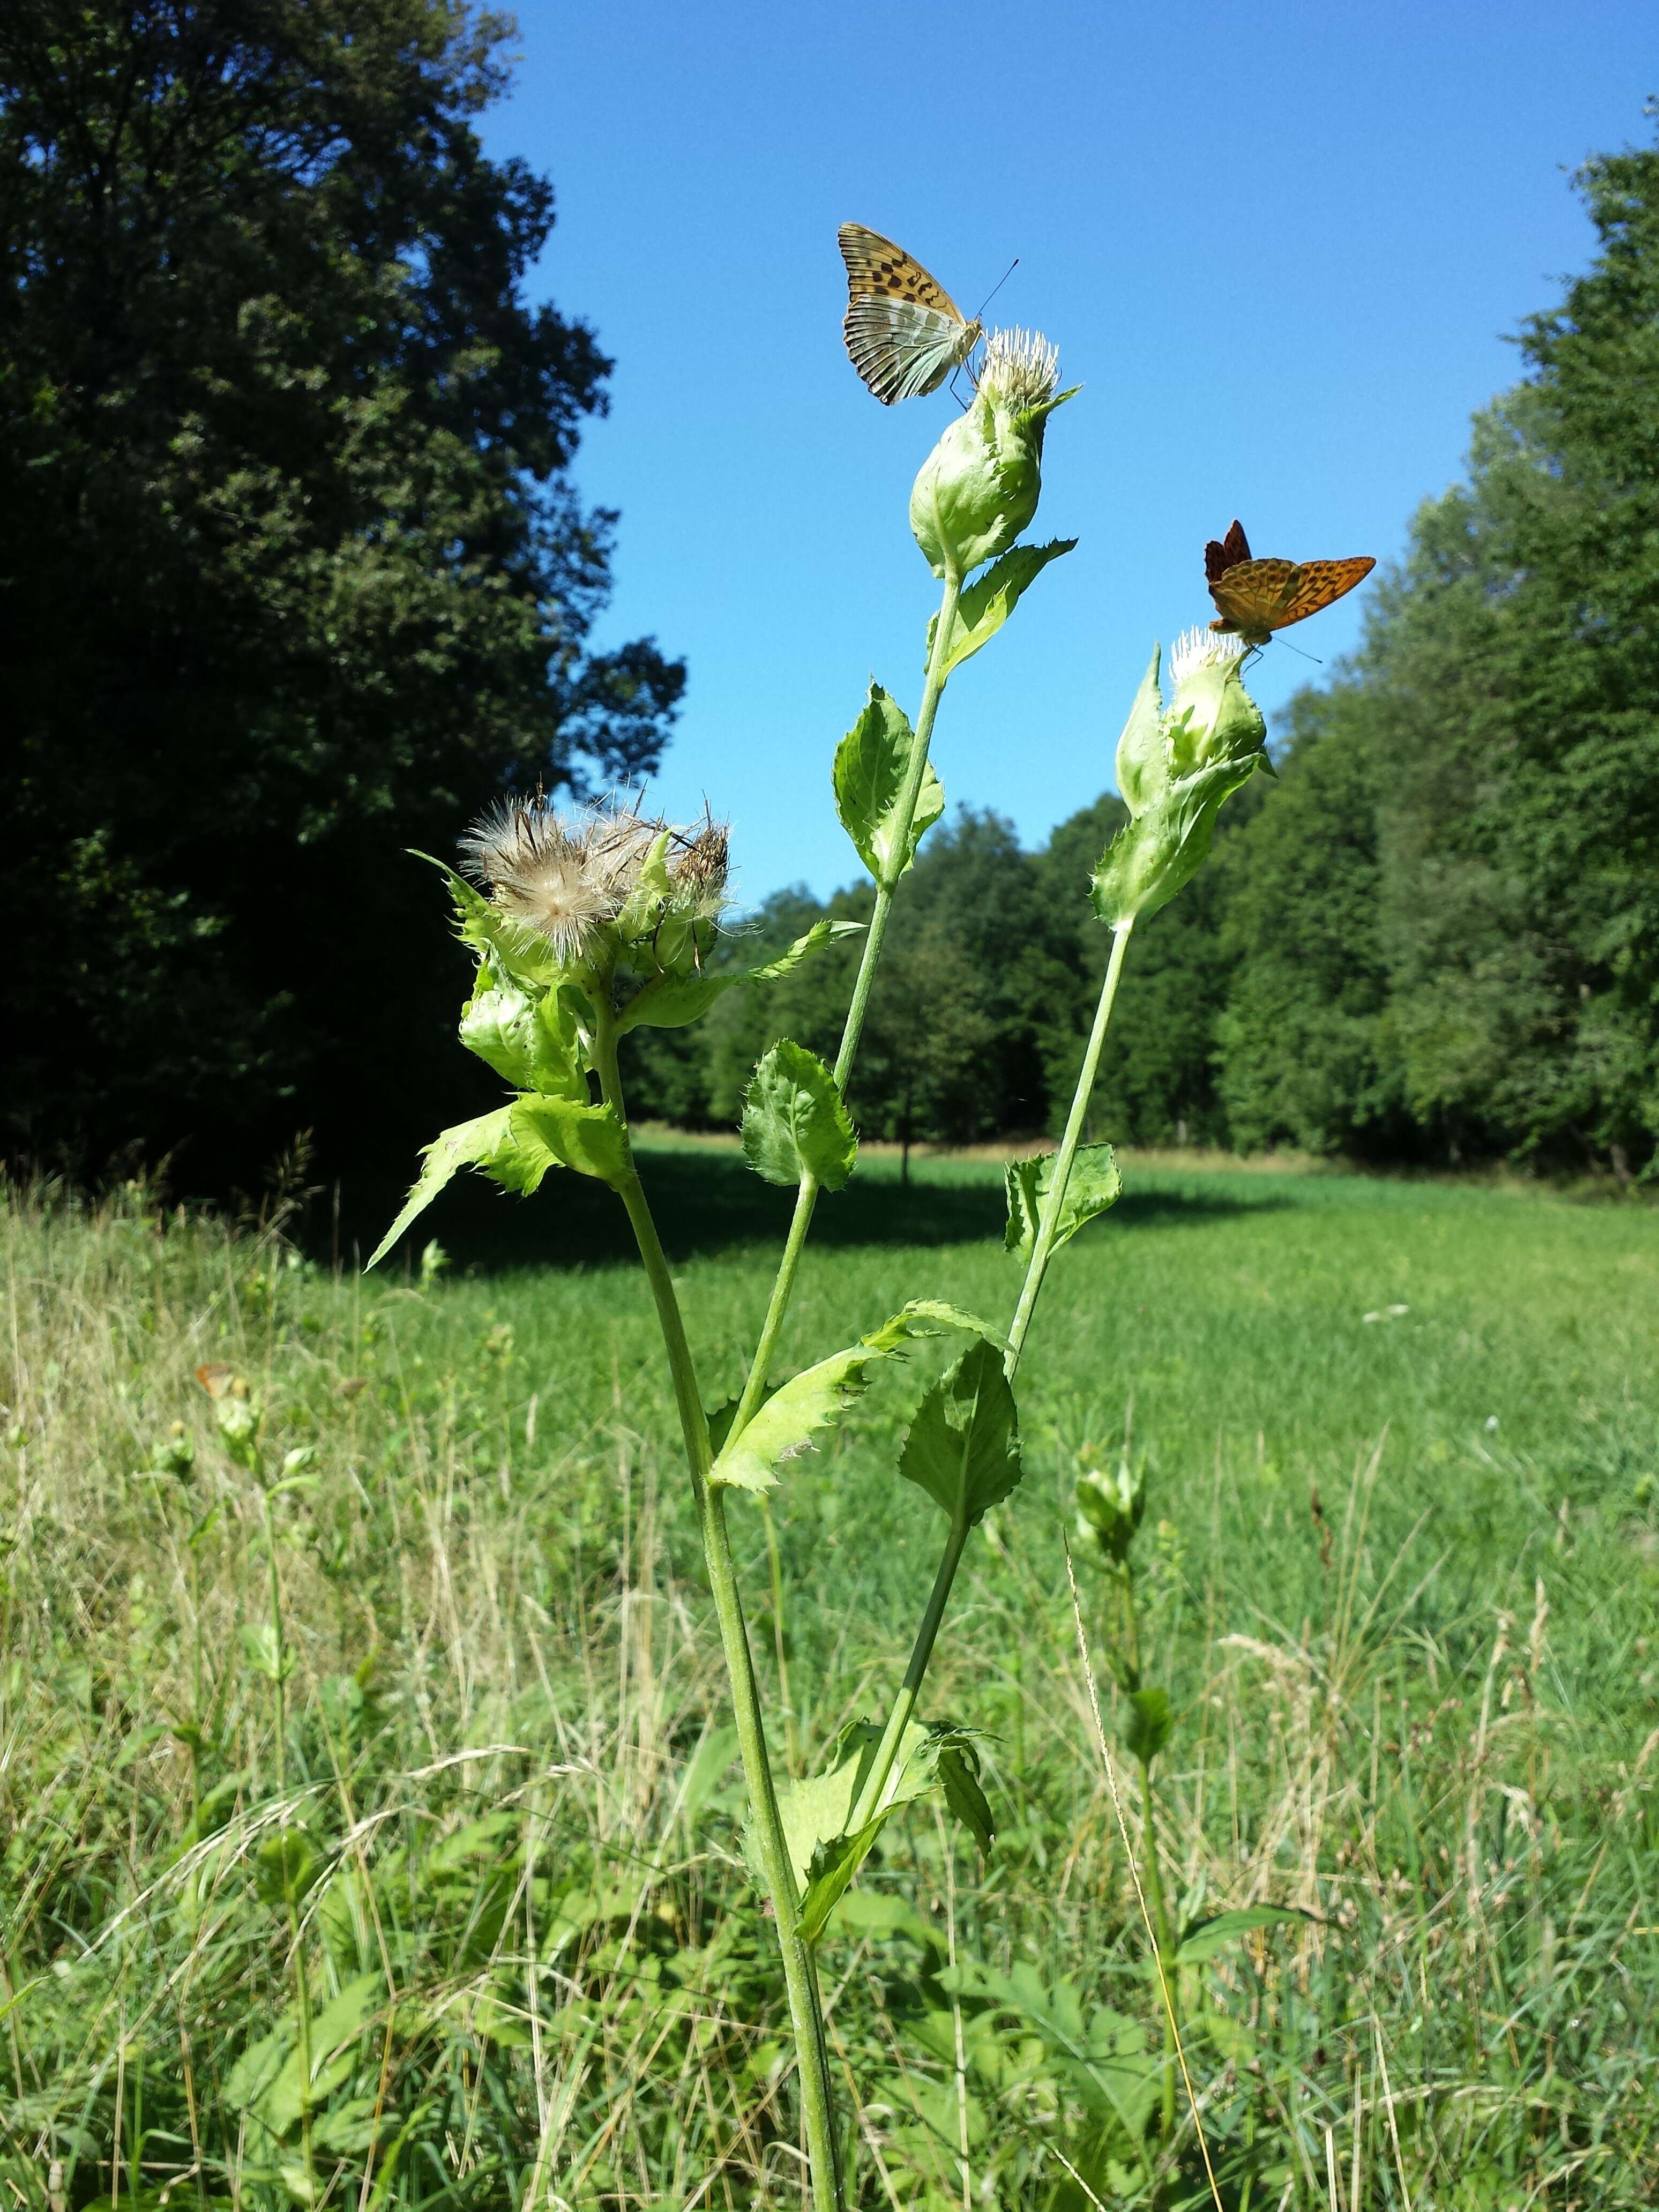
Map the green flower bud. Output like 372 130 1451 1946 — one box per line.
910 328 1077 581
1075 1448 1145 1566
1093 630 1268 928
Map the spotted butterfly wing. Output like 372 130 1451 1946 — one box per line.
1205 518 1374 644
839 222 983 405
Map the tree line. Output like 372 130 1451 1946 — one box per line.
3 3 1653 1184
637 116 1659 1180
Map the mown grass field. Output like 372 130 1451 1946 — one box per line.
3 1149 1657 2211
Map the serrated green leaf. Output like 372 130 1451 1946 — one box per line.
936 1955 1157 2136
615 916 863 1034
1124 1685 1172 1765
1175 1904 1312 1964
899 1339 1022 1530
1003 1141 1122 1265
368 1095 626 1271
365 1105 518 1270
926 538 1077 678
741 1040 857 1191
707 1306 945 1496
833 683 945 885
756 1720 975 1943
888 1298 1013 1353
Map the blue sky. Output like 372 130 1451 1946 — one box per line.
479 1 1655 908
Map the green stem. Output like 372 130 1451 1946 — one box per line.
845 1519 970 1837
846 922 1140 1822
1006 919 1134 1373
729 567 962 1441
592 1011 843 2211
1138 1753 1179 2139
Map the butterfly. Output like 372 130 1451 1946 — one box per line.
838 222 982 405
1205 520 1375 646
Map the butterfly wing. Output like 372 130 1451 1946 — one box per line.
1207 557 1300 640
1280 556 1376 625
843 295 981 405
838 222 966 317
1204 519 1252 582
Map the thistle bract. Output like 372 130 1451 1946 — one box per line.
910 328 1076 581
1075 1450 1145 1566
1093 631 1267 928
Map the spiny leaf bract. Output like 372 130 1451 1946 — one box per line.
833 683 945 885
741 1038 857 1191
1004 1141 1122 1265
899 1338 1022 1530
926 537 1077 679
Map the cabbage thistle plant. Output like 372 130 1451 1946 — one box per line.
373 321 1275 2210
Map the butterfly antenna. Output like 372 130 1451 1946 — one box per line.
973 256 1019 322
1279 639 1324 666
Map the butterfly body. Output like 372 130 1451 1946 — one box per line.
1205 519 1374 645
839 222 981 404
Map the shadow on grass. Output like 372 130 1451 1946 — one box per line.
336 1143 1289 1275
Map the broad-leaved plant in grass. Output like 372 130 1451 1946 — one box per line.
374 310 1341 2209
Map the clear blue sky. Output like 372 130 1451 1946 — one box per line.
479 1 1654 907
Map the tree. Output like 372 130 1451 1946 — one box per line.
0 0 683 1184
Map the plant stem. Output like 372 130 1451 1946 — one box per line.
846 1519 970 1836
1121 1575 1178 2139
847 921 1140 1823
1006 918 1134 1373
592 1011 843 2211
729 568 963 1441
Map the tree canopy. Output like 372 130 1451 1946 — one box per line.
1 0 683 1184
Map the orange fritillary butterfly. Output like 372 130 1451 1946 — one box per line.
1205 520 1375 646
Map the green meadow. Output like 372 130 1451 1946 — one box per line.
4 1152 1657 2209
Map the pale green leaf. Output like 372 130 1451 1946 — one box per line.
926 538 1077 679
741 1040 857 1191
365 1105 518 1271
833 683 945 885
1175 1904 1312 1965
459 973 585 1098
414 852 564 990
1003 1141 1122 1264
707 1307 941 1496
899 1339 1022 1530
615 916 863 1034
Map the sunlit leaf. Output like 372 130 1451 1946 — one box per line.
833 683 945 885
925 537 1077 678
1004 1141 1122 1265
615 916 863 1033
741 1039 857 1190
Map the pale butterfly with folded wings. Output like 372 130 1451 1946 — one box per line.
838 222 982 405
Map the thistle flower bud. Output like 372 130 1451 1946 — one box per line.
910 327 1077 581
1075 1449 1145 1566
1093 630 1267 928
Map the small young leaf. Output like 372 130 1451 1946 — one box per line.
899 1339 1022 1530
416 853 563 991
459 974 585 1098
833 683 945 886
1123 1686 1172 1765
937 1739 995 1859
708 1307 944 1496
741 1039 857 1191
1175 1904 1313 1965
1004 1142 1122 1264
926 537 1077 679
